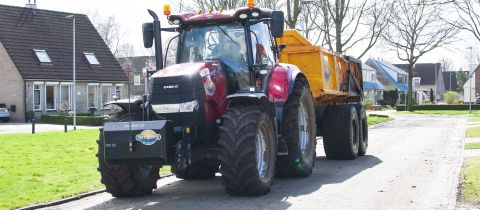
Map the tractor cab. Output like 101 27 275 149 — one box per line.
143 5 285 94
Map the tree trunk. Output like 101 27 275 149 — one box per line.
407 63 414 111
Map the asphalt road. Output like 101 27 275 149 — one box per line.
43 114 467 210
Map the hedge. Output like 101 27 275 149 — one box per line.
41 115 107 126
396 104 480 111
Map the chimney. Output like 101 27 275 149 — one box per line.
25 0 37 9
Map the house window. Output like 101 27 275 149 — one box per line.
34 49 52 64
413 77 421 86
84 52 100 66
33 84 42 111
60 85 72 110
134 75 141 86
101 84 112 106
88 84 99 109
45 85 57 110
115 84 123 99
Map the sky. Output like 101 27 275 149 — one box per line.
0 0 478 71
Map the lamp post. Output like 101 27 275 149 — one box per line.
65 14 76 130
467 46 473 113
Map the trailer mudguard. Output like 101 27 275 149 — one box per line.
103 120 172 165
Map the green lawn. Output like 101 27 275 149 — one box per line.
469 115 480 123
367 116 392 125
397 110 480 115
466 143 480 150
467 127 480 138
0 130 170 210
462 157 480 204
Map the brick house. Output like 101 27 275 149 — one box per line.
0 4 128 122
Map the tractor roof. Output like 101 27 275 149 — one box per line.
168 7 273 25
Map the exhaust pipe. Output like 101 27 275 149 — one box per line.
147 9 163 70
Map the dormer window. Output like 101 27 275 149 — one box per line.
84 52 100 66
33 49 52 64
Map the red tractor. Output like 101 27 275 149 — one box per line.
98 2 366 197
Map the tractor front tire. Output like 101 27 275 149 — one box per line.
322 105 360 160
97 111 160 197
218 106 276 196
276 81 317 177
171 161 217 180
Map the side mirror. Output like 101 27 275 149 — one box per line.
142 22 154 48
270 11 284 38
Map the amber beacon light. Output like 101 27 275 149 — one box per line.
247 0 255 9
163 3 171 16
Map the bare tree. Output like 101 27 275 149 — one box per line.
439 57 454 72
309 0 390 58
453 0 480 42
89 12 132 58
382 0 458 111
285 0 302 29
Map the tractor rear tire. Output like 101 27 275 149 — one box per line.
97 111 160 197
322 105 360 160
358 106 368 156
171 161 217 180
276 81 317 177
218 106 276 196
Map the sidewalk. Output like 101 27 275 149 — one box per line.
0 123 99 134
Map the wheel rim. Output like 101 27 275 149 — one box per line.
255 127 267 178
298 101 309 155
352 119 358 148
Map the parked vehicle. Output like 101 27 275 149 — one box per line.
0 103 10 123
98 1 366 197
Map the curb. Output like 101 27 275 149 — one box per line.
16 189 106 210
16 173 174 210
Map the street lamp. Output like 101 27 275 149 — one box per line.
65 14 76 130
467 46 473 113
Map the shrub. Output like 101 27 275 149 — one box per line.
41 115 106 126
362 99 375 107
444 91 460 105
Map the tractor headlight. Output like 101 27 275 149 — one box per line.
179 100 199 112
152 100 199 113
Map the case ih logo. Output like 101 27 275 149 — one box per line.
135 130 161 145
163 84 179 89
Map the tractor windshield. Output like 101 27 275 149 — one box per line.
178 24 251 91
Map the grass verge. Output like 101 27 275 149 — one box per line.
0 130 170 210
367 116 392 125
466 143 480 150
397 110 480 115
467 127 480 138
462 157 480 204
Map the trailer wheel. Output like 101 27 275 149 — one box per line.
322 105 360 160
171 161 217 180
97 111 160 197
276 81 317 177
358 107 368 156
218 106 276 196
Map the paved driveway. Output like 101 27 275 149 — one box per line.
42 114 466 210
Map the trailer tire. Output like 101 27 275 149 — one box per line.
97 111 160 198
218 106 276 196
322 105 360 160
171 161 217 180
276 81 317 177
358 107 368 156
